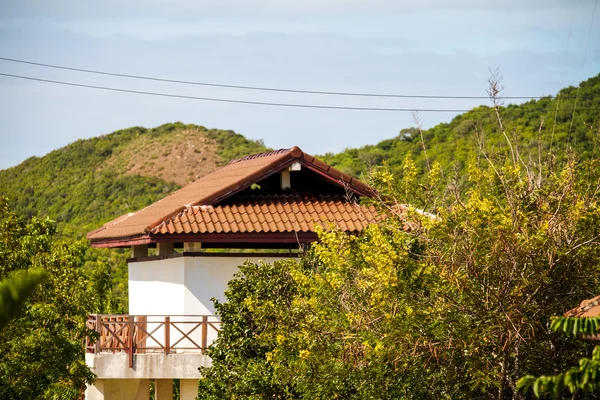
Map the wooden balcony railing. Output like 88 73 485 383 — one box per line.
86 314 221 366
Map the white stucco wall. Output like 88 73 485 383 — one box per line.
128 255 286 349
128 257 186 316
182 256 283 315
128 255 285 316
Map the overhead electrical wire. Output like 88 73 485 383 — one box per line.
0 56 587 101
0 72 480 112
1 71 599 113
1 72 599 113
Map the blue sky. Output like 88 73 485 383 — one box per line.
0 0 598 169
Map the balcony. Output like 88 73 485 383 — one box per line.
86 314 221 356
85 314 221 382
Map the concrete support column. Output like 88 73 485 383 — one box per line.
157 242 174 256
180 379 199 400
184 242 202 252
85 380 105 400
135 379 150 400
86 379 150 400
281 169 291 189
155 379 173 400
131 245 148 258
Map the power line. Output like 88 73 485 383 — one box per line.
2 72 599 113
0 55 583 101
0 72 476 112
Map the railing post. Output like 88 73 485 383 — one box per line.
128 315 134 368
165 316 170 355
94 314 101 354
202 315 208 353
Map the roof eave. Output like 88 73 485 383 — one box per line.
89 234 153 248
150 231 320 244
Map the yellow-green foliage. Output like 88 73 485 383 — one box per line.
199 142 600 399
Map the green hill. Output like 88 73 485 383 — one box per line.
0 122 268 239
1 74 599 306
0 122 268 305
320 74 600 179
3 76 599 239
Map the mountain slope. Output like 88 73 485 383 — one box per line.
0 122 268 239
320 74 600 179
1 76 599 306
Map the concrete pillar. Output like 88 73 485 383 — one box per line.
281 170 291 189
85 380 105 400
88 379 149 400
155 379 173 400
157 242 174 256
131 245 148 258
184 242 202 252
180 379 199 400
135 379 150 400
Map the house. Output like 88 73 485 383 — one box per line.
565 295 600 319
84 147 378 400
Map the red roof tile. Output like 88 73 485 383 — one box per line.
87 146 375 246
151 195 379 235
565 295 600 318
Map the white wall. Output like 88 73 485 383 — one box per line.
129 255 285 316
128 257 185 316
128 255 286 349
86 353 210 379
182 256 283 315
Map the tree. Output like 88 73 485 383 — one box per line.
519 316 600 397
0 269 46 331
0 197 117 399
197 259 299 399
198 89 600 398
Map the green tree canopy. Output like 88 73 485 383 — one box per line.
0 197 117 399
198 103 600 399
519 316 600 398
0 268 46 331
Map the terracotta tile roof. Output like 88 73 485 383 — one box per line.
565 295 600 318
87 146 375 246
151 194 379 235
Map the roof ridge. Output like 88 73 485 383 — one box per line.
228 147 298 164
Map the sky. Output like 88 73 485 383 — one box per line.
0 0 599 170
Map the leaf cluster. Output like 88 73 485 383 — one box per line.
200 130 600 399
0 198 118 399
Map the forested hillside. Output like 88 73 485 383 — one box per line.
1 75 599 306
321 74 600 178
2 75 599 239
0 122 268 239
